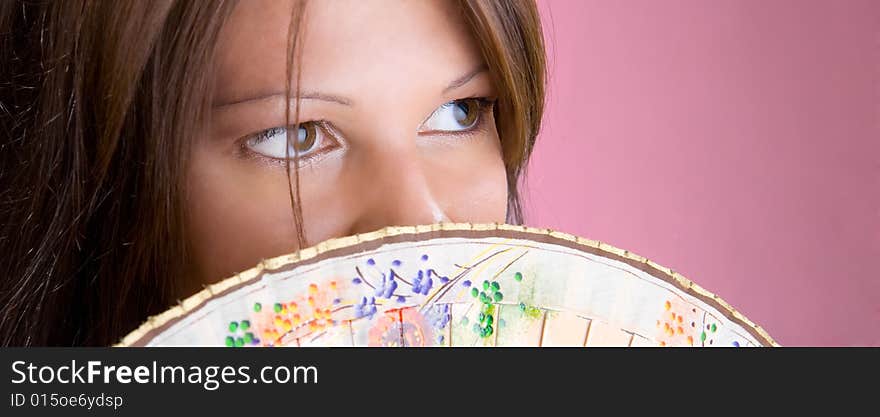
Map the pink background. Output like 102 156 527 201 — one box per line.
525 0 879 346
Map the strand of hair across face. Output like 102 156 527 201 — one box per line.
284 0 308 249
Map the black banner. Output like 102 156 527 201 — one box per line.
0 348 874 415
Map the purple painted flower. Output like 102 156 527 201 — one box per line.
412 270 433 295
428 304 451 329
354 296 377 319
374 273 398 299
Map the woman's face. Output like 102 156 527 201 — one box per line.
186 0 508 286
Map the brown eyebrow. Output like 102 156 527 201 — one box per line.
212 91 352 108
443 65 489 94
213 65 489 109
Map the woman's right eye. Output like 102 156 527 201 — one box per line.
244 122 330 160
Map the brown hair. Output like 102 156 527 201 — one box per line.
0 0 545 346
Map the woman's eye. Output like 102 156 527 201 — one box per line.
244 122 325 160
419 98 490 134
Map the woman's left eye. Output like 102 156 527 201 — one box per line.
418 98 493 134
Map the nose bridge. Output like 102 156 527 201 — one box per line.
377 138 450 223
349 132 451 233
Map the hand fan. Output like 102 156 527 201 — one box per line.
118 223 777 347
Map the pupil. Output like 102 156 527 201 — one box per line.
453 101 471 124
292 124 315 152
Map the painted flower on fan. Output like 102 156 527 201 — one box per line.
412 269 433 295
354 296 378 319
367 308 432 347
468 280 504 338
374 273 398 299
224 319 259 347
427 304 451 329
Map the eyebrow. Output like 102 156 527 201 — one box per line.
443 65 489 94
213 91 352 108
213 65 489 109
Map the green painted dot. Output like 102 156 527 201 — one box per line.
490 281 500 291
235 337 245 347
241 320 250 331
253 303 262 312
514 272 523 282
478 312 486 323
710 323 717 333
519 302 526 312
520 305 542 319
486 315 493 326
479 292 489 303
484 325 493 337
471 288 479 298
473 324 482 334
224 336 235 347
228 321 238 333
482 280 490 291
273 303 283 313
493 292 503 302
700 331 707 342
480 303 495 315
243 332 254 344
485 304 495 315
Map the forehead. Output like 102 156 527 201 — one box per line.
213 0 485 104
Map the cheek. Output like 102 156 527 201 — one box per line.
185 146 300 284
426 135 508 223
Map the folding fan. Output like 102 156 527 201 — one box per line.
118 224 777 347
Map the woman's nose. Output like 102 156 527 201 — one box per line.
345 139 452 235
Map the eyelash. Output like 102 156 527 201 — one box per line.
238 96 496 164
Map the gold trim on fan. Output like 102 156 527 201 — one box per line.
117 223 780 347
